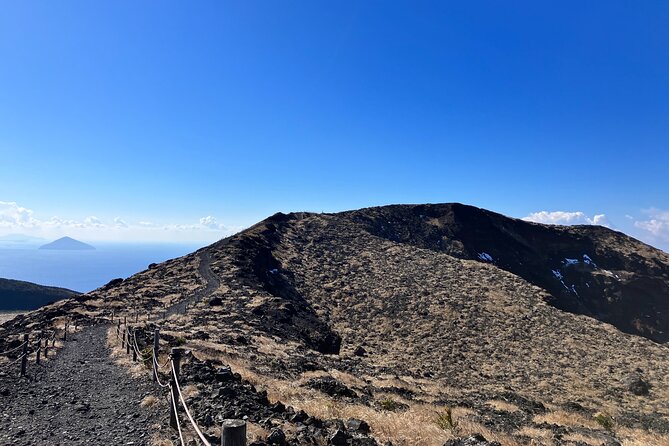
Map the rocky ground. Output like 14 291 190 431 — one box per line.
3 203 669 445
0 325 163 445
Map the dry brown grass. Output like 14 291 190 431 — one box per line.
106 326 153 379
616 427 669 446
141 395 160 408
533 410 602 430
486 400 521 413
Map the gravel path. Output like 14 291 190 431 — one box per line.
0 325 161 446
163 251 221 317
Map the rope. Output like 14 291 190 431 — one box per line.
172 361 212 446
169 383 186 446
132 330 152 364
0 341 27 356
152 354 170 388
0 352 27 368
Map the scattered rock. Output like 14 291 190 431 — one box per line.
267 428 286 445
209 296 223 306
346 418 371 434
626 375 650 396
353 346 367 356
306 377 357 399
444 433 501 446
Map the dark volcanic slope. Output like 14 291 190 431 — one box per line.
6 203 669 445
346 203 669 342
0 278 79 311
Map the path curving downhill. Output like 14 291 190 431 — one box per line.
0 325 161 446
162 251 221 317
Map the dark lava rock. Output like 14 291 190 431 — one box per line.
215 366 235 382
346 418 371 434
103 278 124 289
317 332 342 355
290 410 309 423
267 428 286 445
353 346 367 356
329 429 350 446
626 375 650 396
269 402 286 413
444 433 501 446
306 376 357 399
209 296 223 306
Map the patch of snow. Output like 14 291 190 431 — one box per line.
552 269 564 280
571 285 579 296
563 258 579 266
586 282 590 288
269 268 278 274
582 254 598 267
478 252 494 262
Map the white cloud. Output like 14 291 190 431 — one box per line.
84 216 104 227
199 216 221 229
113 217 128 228
0 201 38 227
634 209 669 242
0 201 238 243
522 211 610 227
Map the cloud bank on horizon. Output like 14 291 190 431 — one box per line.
0 201 238 243
522 211 611 227
2 199 669 252
523 209 669 251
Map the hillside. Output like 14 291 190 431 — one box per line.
0 277 79 311
4 203 669 445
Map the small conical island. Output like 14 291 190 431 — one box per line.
39 236 95 250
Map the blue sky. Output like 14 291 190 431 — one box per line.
1 1 668 249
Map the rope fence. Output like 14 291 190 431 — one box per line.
113 315 246 446
0 323 71 378
3 296 243 444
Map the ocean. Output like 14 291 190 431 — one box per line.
0 243 202 293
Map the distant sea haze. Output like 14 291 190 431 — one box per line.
0 243 201 292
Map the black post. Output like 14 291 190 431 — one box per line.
20 334 28 377
221 420 246 446
152 329 160 382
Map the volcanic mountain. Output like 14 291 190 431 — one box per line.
39 236 95 250
4 203 669 445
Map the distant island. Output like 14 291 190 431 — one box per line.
39 236 95 251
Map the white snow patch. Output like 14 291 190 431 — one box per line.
563 258 579 266
582 254 597 267
269 269 278 274
552 270 564 280
478 252 494 262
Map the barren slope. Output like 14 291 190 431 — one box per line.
4 203 669 445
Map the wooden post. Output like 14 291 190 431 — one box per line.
122 329 127 351
117 320 121 340
152 329 160 382
43 337 48 358
221 419 246 446
20 334 28 377
168 348 183 430
63 322 68 341
126 327 131 355
35 340 41 365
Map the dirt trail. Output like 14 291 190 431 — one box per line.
163 251 220 317
0 325 161 446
